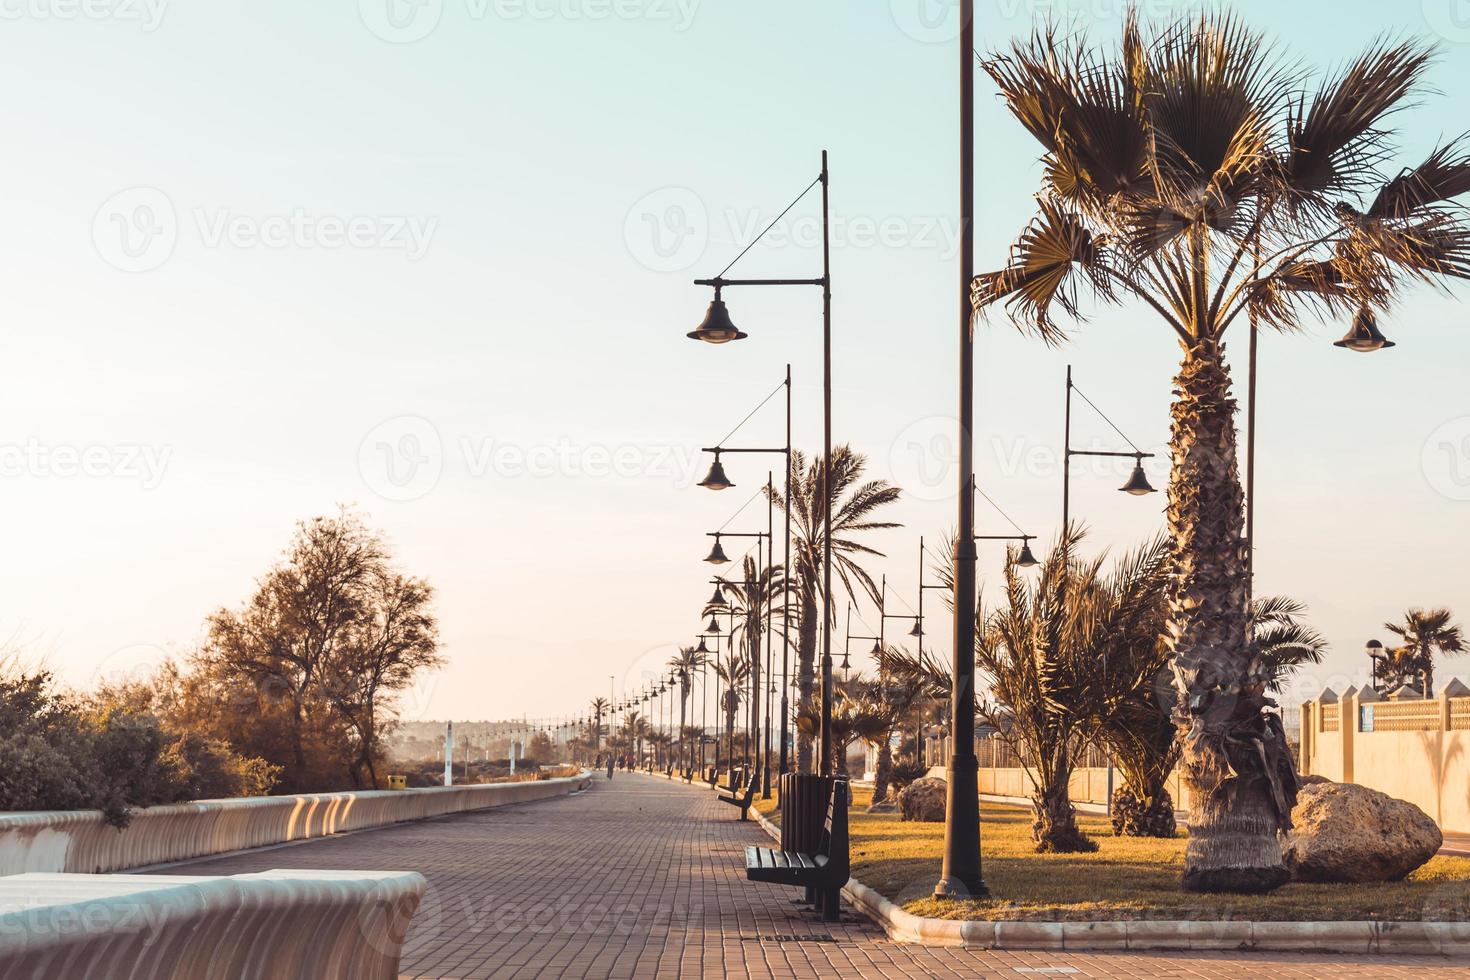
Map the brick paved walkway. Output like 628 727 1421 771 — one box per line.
157 775 1470 979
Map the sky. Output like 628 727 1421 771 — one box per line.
1 0 1467 725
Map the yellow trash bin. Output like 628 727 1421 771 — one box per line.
387 775 408 791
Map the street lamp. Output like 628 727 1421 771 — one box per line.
686 154 836 777
1334 306 1397 353
695 369 793 792
1061 365 1158 535
1366 639 1387 691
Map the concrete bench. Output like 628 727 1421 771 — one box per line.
0 869 425 979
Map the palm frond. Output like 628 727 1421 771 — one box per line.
973 200 1115 343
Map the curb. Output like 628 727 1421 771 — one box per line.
747 802 1470 956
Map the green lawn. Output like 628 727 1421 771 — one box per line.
755 786 1470 922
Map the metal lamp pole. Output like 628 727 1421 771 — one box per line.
688 154 833 776
936 0 987 901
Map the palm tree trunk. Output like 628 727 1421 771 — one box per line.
1111 779 1177 838
871 737 894 805
1031 753 1095 853
1168 343 1297 893
796 588 818 773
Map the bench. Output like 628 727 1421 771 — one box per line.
718 768 758 820
744 779 849 922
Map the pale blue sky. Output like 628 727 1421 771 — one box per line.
1 0 1467 723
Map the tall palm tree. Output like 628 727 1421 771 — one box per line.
589 697 609 757
716 556 786 777
668 647 705 775
713 652 752 767
1384 608 1465 698
974 12 1470 892
767 445 901 772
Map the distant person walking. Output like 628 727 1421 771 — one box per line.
606 756 614 780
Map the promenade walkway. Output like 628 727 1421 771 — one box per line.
156 775 1470 979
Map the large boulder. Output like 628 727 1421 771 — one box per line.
1283 782 1443 883
897 776 946 822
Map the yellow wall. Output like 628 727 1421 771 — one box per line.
1302 696 1470 835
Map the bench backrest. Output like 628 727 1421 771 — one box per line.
817 779 850 880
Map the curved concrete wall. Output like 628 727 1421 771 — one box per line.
0 870 425 980
0 774 591 876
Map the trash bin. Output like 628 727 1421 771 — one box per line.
387 775 407 791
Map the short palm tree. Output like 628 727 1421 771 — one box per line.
795 675 887 781
975 11 1470 892
767 446 901 772
1384 608 1465 698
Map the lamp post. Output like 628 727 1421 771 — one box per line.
1062 365 1159 538
935 0 987 901
687 154 834 777
1366 639 1387 692
696 377 791 796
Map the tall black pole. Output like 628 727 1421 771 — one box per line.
819 149 835 777
1062 365 1073 536
780 364 793 781
1246 312 1258 593
936 0 987 900
764 471 775 797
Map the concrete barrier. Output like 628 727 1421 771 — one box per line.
0 773 592 876
0 869 425 979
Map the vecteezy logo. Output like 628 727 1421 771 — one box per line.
888 415 961 502
1423 0 1470 44
92 187 177 272
1423 416 1470 502
623 187 708 273
359 0 443 43
359 416 443 502
890 0 964 44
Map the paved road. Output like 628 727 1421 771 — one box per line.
158 775 1470 979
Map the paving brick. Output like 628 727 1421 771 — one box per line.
154 774 1470 979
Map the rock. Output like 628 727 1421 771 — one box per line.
1283 782 1443 883
897 776 946 822
1297 773 1332 787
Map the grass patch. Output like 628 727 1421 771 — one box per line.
756 786 1470 922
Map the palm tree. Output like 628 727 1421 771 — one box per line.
767 446 901 772
668 647 705 775
974 12 1470 892
976 533 1106 853
716 556 786 778
1384 608 1465 698
713 652 752 769
1250 596 1329 692
795 676 887 781
589 697 609 757
864 648 932 808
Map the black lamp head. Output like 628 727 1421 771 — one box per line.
705 615 721 634
1120 456 1157 496
908 619 923 638
708 584 727 607
704 536 731 564
687 291 748 344
1334 306 1396 353
698 453 735 491
1016 537 1040 568
695 636 710 654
